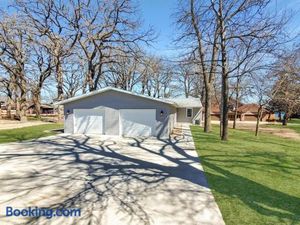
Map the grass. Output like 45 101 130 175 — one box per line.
287 119 300 133
263 119 300 134
289 119 300 124
26 116 41 121
191 125 300 225
0 123 64 143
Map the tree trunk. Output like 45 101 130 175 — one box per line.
190 0 215 133
88 74 95 92
184 76 189 98
56 63 64 99
204 86 212 132
282 113 288 126
141 83 145 94
233 106 238 129
33 89 41 118
6 97 13 119
56 59 64 122
219 100 223 137
233 77 240 129
278 112 282 121
15 97 20 120
6 85 14 119
219 0 229 141
82 73 89 94
255 105 263 136
13 78 20 120
221 75 229 140
94 63 103 91
18 76 27 122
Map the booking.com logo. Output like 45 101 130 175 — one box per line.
6 206 81 219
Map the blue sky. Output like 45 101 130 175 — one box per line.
1 0 300 57
138 0 179 57
1 0 299 101
138 0 300 57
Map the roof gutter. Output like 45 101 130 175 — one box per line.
53 87 178 107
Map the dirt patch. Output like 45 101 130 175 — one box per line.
258 127 300 141
211 120 300 140
238 125 300 140
0 120 51 130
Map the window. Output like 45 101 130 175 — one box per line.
186 108 193 118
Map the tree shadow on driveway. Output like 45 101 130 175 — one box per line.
0 134 223 225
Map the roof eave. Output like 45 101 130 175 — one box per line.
54 87 177 107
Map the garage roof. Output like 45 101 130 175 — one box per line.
55 87 203 108
55 87 177 106
165 97 202 108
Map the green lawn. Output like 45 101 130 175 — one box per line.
289 119 300 124
264 119 300 134
0 123 63 143
191 126 300 225
287 119 300 133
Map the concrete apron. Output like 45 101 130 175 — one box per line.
0 127 225 225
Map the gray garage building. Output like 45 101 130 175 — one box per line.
56 87 202 138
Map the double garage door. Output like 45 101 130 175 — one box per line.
74 109 156 137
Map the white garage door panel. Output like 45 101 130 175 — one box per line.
120 109 156 137
74 109 104 134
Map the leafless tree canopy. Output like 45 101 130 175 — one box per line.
174 0 290 139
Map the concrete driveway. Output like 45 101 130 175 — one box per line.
0 128 225 225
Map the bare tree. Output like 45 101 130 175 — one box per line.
175 0 220 132
230 49 266 129
250 73 273 136
175 58 200 98
27 41 53 118
270 49 300 125
63 59 85 98
65 0 154 92
0 76 14 119
138 55 173 98
104 51 141 91
0 14 29 121
14 0 79 120
210 0 286 140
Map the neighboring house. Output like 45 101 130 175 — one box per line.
210 103 275 122
55 87 202 138
237 104 274 122
211 104 222 121
27 103 55 115
0 96 8 110
210 104 238 121
0 96 16 118
0 96 56 118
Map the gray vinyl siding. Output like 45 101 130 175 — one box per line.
63 90 176 137
176 107 201 123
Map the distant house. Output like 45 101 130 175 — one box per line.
0 96 8 109
210 103 275 122
0 96 16 118
210 103 238 121
237 104 274 122
211 104 222 121
0 96 56 118
27 103 55 115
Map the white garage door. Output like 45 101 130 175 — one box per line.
120 109 156 137
74 109 104 134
